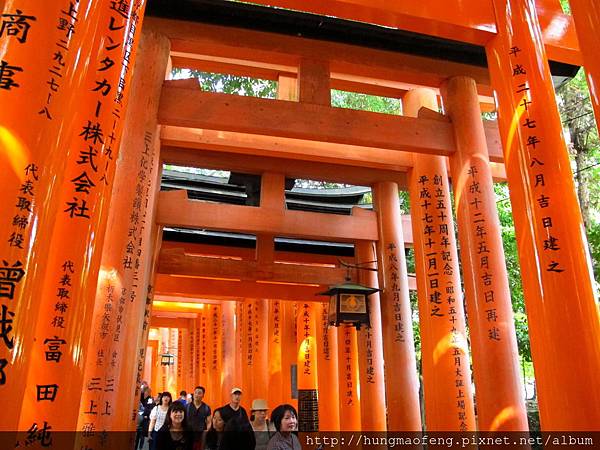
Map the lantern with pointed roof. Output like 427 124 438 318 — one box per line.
159 347 177 366
160 353 175 366
319 282 379 330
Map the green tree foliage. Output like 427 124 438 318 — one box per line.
331 90 402 115
495 184 532 367
557 69 600 283
174 69 276 98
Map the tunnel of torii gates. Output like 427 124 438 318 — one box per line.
1 0 600 443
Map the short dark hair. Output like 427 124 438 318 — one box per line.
270 404 297 432
160 391 173 405
180 390 187 396
164 402 188 430
194 386 205 393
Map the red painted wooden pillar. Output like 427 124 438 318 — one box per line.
177 329 184 392
169 328 179 394
281 301 298 409
18 1 147 436
200 310 210 392
194 318 201 388
297 302 319 431
199 314 207 393
221 301 236 404
181 327 192 393
0 0 106 432
486 0 600 429
355 241 387 432
337 324 361 431
119 156 166 429
253 299 269 403
75 28 169 435
209 304 223 406
315 302 340 431
404 88 476 431
268 300 284 410
148 337 159 393
189 320 197 391
242 299 255 409
160 327 169 393
234 301 244 395
372 182 422 431
442 76 528 431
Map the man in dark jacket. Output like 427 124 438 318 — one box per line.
218 387 255 450
186 386 211 450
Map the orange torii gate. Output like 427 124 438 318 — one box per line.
1 0 599 443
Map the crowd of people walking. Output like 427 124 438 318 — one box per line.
135 384 300 450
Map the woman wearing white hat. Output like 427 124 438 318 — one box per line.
250 399 275 450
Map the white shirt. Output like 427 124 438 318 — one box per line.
150 405 169 431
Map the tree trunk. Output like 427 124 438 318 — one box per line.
572 131 592 230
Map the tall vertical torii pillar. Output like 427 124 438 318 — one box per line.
0 0 136 432
275 74 297 409
252 299 269 403
268 299 284 410
196 316 206 390
149 337 160 395
442 76 528 431
200 308 212 402
181 327 192 396
255 183 275 407
404 89 476 432
125 226 167 429
221 302 236 404
189 317 197 389
281 301 297 409
210 304 223 405
355 240 387 432
242 299 255 407
17 1 148 435
486 0 600 429
160 327 171 393
372 182 422 431
75 28 169 434
168 328 179 394
234 301 244 395
0 3 72 430
315 302 340 431
297 302 319 431
337 324 361 430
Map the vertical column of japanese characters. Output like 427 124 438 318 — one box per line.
0 1 89 438
16 1 148 442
